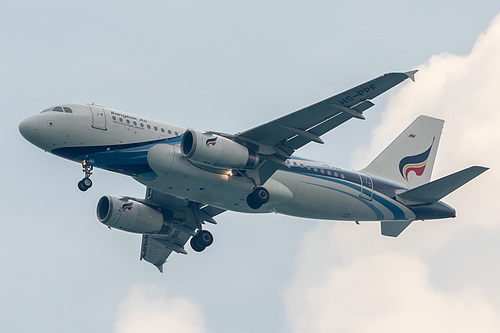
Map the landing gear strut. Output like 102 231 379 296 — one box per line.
246 187 270 210
78 158 93 192
190 230 214 252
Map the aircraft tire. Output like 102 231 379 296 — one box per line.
198 230 214 247
255 187 270 204
78 180 88 192
82 177 92 188
246 192 262 209
190 236 206 252
246 187 269 209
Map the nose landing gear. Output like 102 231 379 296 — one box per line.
78 158 93 192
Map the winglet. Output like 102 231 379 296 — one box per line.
404 70 418 82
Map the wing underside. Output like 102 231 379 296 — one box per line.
139 188 225 272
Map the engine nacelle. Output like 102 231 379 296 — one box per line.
96 195 171 234
180 129 259 169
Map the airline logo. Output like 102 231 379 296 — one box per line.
399 139 434 181
206 137 217 147
122 202 133 211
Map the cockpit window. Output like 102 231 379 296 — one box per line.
40 106 73 113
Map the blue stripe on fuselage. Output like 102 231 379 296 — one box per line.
51 136 182 176
280 166 407 220
302 181 385 220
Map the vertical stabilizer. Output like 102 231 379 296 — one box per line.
361 116 444 188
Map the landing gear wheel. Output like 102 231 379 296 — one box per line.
78 158 94 192
255 187 270 204
246 187 270 209
190 230 214 252
77 178 92 191
198 230 214 247
190 236 206 252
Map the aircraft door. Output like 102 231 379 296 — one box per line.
358 173 373 201
89 105 107 130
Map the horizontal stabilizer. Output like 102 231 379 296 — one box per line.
381 220 413 237
397 166 488 204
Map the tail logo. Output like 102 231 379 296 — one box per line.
122 202 133 211
206 137 217 147
399 138 434 182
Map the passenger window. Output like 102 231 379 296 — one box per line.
161 128 165 133
327 170 332 175
140 123 144 128
154 126 158 131
320 169 325 174
133 121 137 126
175 132 178 136
119 118 123 122
126 119 130 124
52 107 63 112
334 172 338 177
112 116 116 121
63 107 73 113
168 130 172 134
147 125 151 129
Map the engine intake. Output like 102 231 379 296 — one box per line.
181 129 258 169
97 195 172 235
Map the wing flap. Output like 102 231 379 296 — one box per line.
140 235 174 273
139 188 226 272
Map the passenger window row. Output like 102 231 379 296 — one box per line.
286 160 346 179
111 115 179 136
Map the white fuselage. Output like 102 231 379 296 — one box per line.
19 104 454 223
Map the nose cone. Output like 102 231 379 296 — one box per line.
19 115 39 144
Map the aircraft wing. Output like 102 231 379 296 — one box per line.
235 71 417 183
139 188 225 272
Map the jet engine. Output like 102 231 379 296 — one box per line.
96 195 172 235
180 129 259 169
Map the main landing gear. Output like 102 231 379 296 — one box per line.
190 230 214 252
78 158 93 192
246 186 270 210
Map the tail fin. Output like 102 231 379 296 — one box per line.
361 115 444 188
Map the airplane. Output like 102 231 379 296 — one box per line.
19 70 488 272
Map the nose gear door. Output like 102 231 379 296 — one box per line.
89 105 107 130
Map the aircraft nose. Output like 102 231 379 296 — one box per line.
19 115 39 144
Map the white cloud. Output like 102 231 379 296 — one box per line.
286 231 500 333
286 12 500 333
114 284 207 333
352 13 500 228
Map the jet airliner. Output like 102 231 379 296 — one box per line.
19 71 487 271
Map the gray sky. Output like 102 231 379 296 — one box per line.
3 1 500 332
